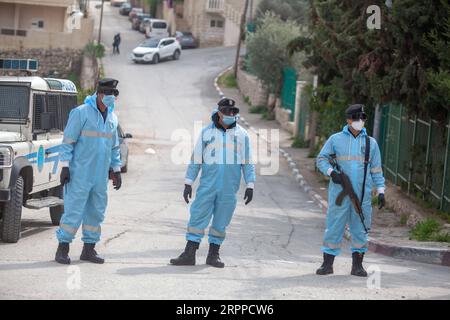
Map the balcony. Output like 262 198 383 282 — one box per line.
206 0 224 13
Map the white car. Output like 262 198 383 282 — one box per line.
131 37 182 64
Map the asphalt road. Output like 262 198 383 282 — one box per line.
0 2 449 300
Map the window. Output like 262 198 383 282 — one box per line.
152 22 167 29
210 20 224 28
165 39 175 45
31 18 44 29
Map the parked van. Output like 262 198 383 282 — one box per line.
144 19 169 39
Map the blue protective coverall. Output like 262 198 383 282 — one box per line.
56 94 121 244
316 125 385 256
184 110 256 245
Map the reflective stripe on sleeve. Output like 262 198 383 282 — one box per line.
81 131 113 139
370 167 383 174
63 137 76 144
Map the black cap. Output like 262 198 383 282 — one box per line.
345 104 367 119
97 78 119 96
218 97 239 113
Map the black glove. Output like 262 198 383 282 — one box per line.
183 184 192 204
60 167 70 185
378 193 385 209
244 188 253 205
330 171 342 184
110 171 122 190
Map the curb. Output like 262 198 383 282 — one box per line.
214 68 450 268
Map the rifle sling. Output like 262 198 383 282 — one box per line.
360 136 370 205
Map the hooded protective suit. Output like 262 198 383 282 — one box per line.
185 110 256 245
316 125 385 256
56 94 121 244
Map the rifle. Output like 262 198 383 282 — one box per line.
329 154 369 234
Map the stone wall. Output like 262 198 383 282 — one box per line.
275 104 294 134
236 66 267 107
0 48 83 79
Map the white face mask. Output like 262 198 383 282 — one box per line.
351 120 365 131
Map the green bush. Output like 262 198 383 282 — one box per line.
84 42 105 59
249 105 266 114
291 137 309 148
410 218 449 242
246 13 301 96
218 72 237 88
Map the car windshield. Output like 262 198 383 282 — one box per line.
139 39 161 48
0 84 29 123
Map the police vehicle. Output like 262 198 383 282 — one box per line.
0 58 77 243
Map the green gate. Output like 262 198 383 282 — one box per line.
281 67 297 121
380 104 450 212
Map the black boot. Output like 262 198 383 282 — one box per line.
170 241 199 266
206 243 225 268
80 243 105 264
55 242 71 265
351 252 368 277
316 253 335 275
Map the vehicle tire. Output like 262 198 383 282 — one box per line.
49 185 64 226
1 176 24 243
152 54 160 64
173 50 181 60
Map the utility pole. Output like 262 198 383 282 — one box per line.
233 0 250 78
97 0 104 44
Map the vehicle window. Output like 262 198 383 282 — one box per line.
140 38 160 48
0 84 29 123
165 40 174 45
152 22 167 29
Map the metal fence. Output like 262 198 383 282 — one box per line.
281 66 297 121
379 104 450 213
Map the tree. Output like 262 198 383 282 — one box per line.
255 0 309 25
246 12 302 118
288 0 450 135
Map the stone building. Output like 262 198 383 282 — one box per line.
182 0 261 47
0 0 94 50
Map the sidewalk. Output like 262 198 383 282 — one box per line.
215 68 450 267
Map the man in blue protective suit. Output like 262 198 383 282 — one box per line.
170 97 256 268
54 78 122 265
315 104 385 277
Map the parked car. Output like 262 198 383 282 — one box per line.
128 7 143 22
175 31 198 49
132 13 151 30
111 0 127 7
117 124 132 173
119 2 132 15
131 37 182 64
144 19 170 39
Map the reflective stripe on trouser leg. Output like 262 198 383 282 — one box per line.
186 188 216 243
56 181 91 243
81 184 107 244
349 203 371 254
321 197 352 256
208 195 237 245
